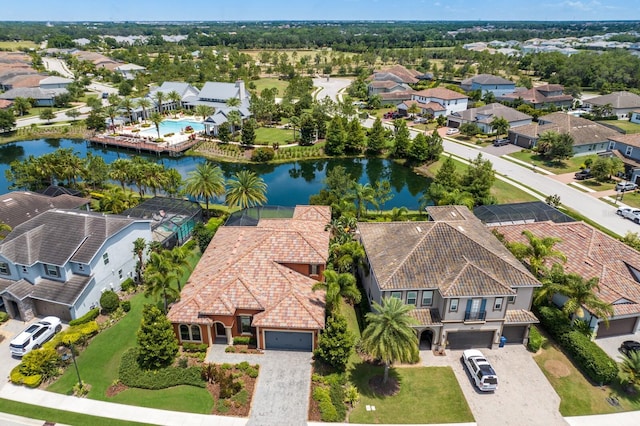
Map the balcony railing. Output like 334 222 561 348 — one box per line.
464 310 486 322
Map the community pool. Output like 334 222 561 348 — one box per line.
140 120 205 136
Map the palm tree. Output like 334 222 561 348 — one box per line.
226 110 242 134
153 91 165 115
167 90 182 117
12 97 31 116
149 112 163 139
166 245 193 291
361 297 418 384
330 240 366 274
184 162 226 214
289 115 301 142
120 96 135 124
144 251 180 313
312 269 361 312
407 102 420 118
507 230 567 278
0 220 12 239
195 104 214 121
619 351 640 394
347 182 376 220
136 97 152 123
390 206 409 221
105 105 118 129
132 237 147 283
490 116 510 141
109 158 131 190
226 97 241 108
225 170 267 209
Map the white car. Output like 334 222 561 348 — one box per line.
462 349 498 392
616 182 638 192
617 207 640 223
446 128 460 135
9 316 62 357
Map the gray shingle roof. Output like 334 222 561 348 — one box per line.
587 91 640 109
462 74 514 86
30 275 92 306
0 87 66 101
509 112 620 146
199 82 243 101
450 103 531 125
0 209 138 266
358 207 540 295
0 191 90 230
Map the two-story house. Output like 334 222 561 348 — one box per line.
583 91 640 119
499 84 574 110
460 74 516 98
447 103 532 133
168 205 330 352
604 133 640 184
357 206 541 350
405 88 469 117
0 210 152 322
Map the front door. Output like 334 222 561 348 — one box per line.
215 323 225 340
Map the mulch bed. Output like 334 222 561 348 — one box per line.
106 382 128 397
207 367 257 417
369 375 400 397
308 381 322 421
225 344 263 355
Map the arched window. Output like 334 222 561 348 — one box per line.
179 324 202 342
179 324 190 341
191 325 202 341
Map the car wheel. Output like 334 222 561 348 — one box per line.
636 218 640 224
33 344 40 350
55 324 62 333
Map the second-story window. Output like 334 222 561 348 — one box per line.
422 290 433 306
406 291 417 305
0 262 9 275
494 297 503 311
390 291 402 300
309 264 319 276
103 253 109 265
44 264 60 278
450 298 459 312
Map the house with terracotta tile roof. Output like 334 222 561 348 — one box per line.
447 103 532 133
167 205 331 351
357 206 541 350
496 221 640 338
409 88 469 116
499 84 574 110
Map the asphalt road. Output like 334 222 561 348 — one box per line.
312 77 350 102
41 57 74 79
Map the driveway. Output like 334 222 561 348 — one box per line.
0 318 37 380
595 331 640 361
208 345 313 426
423 345 567 426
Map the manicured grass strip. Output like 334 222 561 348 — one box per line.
609 120 640 134
0 398 153 426
109 385 213 414
348 365 474 424
255 127 295 144
533 333 640 416
251 77 289 95
507 151 598 175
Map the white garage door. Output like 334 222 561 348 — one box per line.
264 331 313 351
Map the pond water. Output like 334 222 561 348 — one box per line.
0 139 431 209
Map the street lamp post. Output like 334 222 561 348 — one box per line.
59 342 82 390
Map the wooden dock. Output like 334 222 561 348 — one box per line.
88 135 201 157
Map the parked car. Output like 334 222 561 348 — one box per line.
383 112 395 119
616 182 638 192
9 316 62 357
493 138 510 147
574 168 592 180
446 128 460 135
101 92 109 99
616 207 640 223
620 340 640 356
462 349 498 392
413 117 427 124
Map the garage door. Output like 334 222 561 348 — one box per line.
502 326 527 344
596 317 637 338
446 331 494 350
264 331 313 351
33 300 71 321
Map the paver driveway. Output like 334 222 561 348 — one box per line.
424 345 567 426
208 346 312 426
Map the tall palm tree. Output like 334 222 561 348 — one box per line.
195 104 214 121
330 240 366 274
490 116 510 141
507 230 567 278
132 237 147 283
120 96 135 124
184 162 226 214
105 105 119 129
166 245 193 291
12 97 31 116
312 269 361 312
109 158 131 190
225 170 267 209
167 90 182 117
136 97 152 123
361 297 418 384
153 91 165 115
347 182 376 220
149 112 163 139
144 251 180 313
390 206 409 221
226 110 242 134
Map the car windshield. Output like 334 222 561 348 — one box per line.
24 325 39 333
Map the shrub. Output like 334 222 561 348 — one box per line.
69 308 100 326
183 342 208 353
100 290 120 313
233 336 251 345
20 347 60 378
45 321 99 350
313 313 354 372
121 300 131 312
313 386 339 422
225 346 236 353
251 147 275 162
527 326 544 353
0 311 9 323
136 305 179 370
119 348 204 389
120 278 135 292
10 366 42 388
246 367 259 378
237 361 250 371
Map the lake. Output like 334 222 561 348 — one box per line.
0 139 431 210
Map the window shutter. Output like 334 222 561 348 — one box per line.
465 299 472 314
480 299 487 312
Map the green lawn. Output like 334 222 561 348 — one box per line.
580 179 616 191
608 120 640 134
613 190 640 209
0 398 153 426
255 126 295 144
0 41 37 50
252 77 289 95
508 151 598 174
47 250 209 413
348 364 474 424
533 331 640 416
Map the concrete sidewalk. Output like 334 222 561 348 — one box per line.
0 384 247 426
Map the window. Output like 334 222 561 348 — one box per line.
494 297 503 311
240 316 252 334
44 264 60 277
507 295 516 304
309 264 319 276
21 265 27 273
179 324 202 341
450 298 459 312
390 291 402 300
103 252 109 265
78 264 84 271
118 269 123 279
407 291 417 305
626 146 633 156
0 262 9 275
609 141 616 150
422 290 433 306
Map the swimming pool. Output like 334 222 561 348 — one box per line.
140 120 205 136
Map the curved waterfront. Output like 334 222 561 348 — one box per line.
0 139 431 209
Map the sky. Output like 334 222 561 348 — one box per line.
2 0 637 22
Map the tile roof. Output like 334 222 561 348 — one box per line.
587 91 640 109
509 112 620 146
0 100 13 109
357 206 540 296
500 86 573 106
505 309 539 324
372 65 421 84
413 87 469 101
450 102 532 125
168 206 330 330
409 308 442 325
380 90 415 101
496 221 640 317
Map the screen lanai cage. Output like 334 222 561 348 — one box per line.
122 197 202 248
225 205 295 227
473 201 575 226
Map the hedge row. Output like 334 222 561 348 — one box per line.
527 326 544 353
119 348 204 389
69 308 99 326
313 386 339 422
10 366 42 388
536 306 617 384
